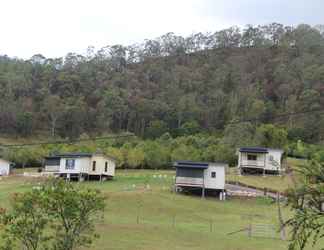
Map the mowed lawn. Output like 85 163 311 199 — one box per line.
226 157 306 192
0 169 309 250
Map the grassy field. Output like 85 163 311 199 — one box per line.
0 169 311 250
226 158 306 192
0 158 318 250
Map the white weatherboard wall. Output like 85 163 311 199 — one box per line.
0 159 10 176
266 149 283 171
204 165 225 190
59 157 91 174
89 155 115 176
104 157 115 177
58 155 115 177
238 148 283 171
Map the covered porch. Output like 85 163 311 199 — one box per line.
238 147 268 175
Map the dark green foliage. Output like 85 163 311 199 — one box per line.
0 179 105 250
285 160 324 250
1 123 294 168
0 24 323 141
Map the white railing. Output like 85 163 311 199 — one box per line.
175 177 203 186
45 165 60 172
241 160 265 168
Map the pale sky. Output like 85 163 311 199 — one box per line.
0 0 323 59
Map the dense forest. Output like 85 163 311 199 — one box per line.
1 23 324 167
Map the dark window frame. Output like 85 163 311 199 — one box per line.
65 159 75 170
247 154 257 161
105 162 108 172
92 161 96 171
211 172 216 178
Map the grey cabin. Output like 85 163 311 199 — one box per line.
174 161 227 200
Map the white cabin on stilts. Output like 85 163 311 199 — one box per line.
237 147 284 175
174 161 227 200
44 153 116 181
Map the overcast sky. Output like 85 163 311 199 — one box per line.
1 0 323 59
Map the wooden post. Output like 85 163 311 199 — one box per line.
263 153 266 177
277 192 286 240
248 223 252 237
137 203 140 224
202 186 205 199
202 170 205 199
172 215 175 228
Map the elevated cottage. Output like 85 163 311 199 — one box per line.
0 158 11 176
44 153 115 181
174 161 227 200
237 147 284 175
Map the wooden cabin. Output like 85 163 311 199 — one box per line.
174 161 227 200
44 153 115 181
237 147 284 175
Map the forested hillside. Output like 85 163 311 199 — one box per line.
1 23 324 143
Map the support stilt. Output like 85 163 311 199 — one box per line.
202 186 205 199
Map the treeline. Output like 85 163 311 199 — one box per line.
1 23 324 142
4 123 322 168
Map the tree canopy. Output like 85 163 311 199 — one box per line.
0 23 323 142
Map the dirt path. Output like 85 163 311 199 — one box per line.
225 183 283 199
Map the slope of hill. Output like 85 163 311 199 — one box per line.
0 23 324 142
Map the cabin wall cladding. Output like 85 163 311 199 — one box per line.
0 159 11 176
174 161 227 200
237 147 284 175
44 153 116 181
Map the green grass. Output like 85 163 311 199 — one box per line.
0 171 286 250
226 158 306 192
0 165 319 250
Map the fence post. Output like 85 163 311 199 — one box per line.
137 202 141 224
277 192 286 240
248 224 252 237
172 215 175 228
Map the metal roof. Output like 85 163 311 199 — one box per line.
54 153 93 158
173 161 227 169
45 152 117 161
44 156 61 159
239 147 268 153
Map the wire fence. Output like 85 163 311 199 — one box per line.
4 171 287 240
104 206 283 240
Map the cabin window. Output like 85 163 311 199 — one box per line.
105 162 108 172
92 161 96 171
45 158 60 166
65 159 75 170
269 155 274 161
247 154 257 161
211 172 216 178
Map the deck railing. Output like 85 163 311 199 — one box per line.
175 177 203 186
